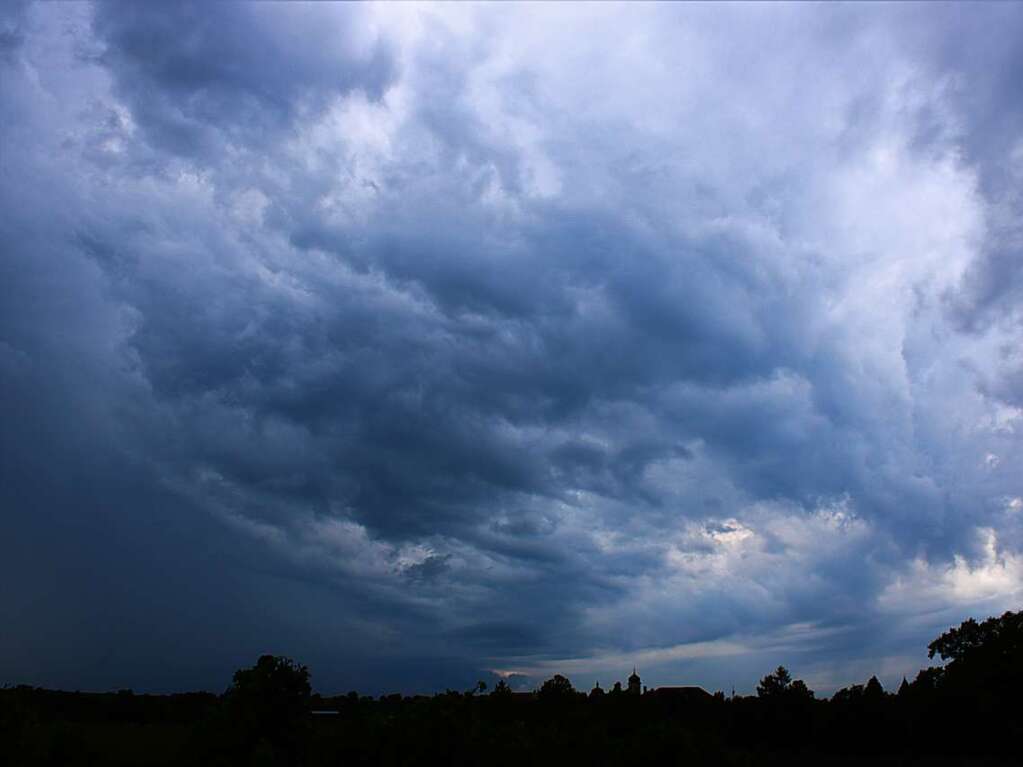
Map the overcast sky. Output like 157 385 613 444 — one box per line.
2 1 1022 697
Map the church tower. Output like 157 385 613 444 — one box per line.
627 668 641 695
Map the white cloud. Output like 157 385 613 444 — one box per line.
879 528 1023 614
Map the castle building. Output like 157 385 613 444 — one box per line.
618 668 715 704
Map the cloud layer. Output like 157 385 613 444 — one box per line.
2 2 1021 695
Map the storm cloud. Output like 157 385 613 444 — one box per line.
2 2 1021 696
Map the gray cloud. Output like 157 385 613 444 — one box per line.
91 1 396 159
1 2 1021 696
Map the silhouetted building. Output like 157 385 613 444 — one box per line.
648 686 714 704
628 668 641 696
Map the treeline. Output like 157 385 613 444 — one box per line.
2 610 1019 766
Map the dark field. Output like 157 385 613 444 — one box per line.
3 687 1019 767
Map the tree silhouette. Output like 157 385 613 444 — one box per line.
864 675 884 701
757 666 814 701
756 666 792 698
928 610 1021 674
538 674 576 701
788 679 814 700
227 655 311 717
909 666 944 692
831 683 864 704
222 654 311 761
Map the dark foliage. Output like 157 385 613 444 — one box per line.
2 610 1020 766
537 674 580 703
756 666 814 701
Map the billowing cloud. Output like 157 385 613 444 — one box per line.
1 2 1021 696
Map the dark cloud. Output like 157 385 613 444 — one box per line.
2 2 1021 696
92 1 396 158
909 4 1023 352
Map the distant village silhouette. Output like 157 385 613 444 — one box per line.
496 667 716 706
3 609 1020 766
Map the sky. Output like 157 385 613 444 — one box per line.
1 1 1022 698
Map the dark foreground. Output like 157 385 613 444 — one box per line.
3 610 1020 766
